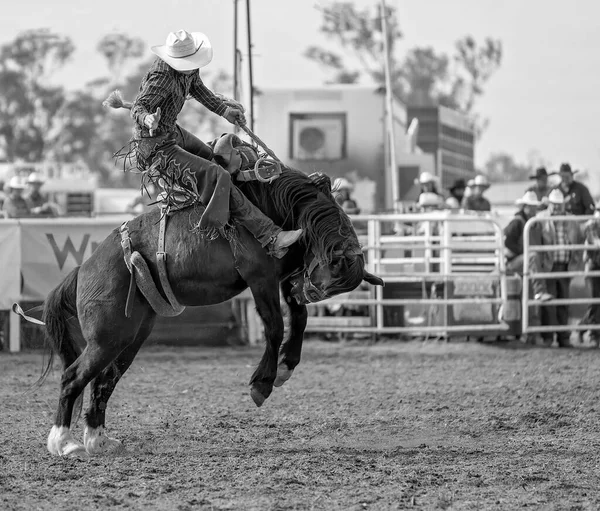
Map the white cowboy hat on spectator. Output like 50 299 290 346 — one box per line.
333 177 354 191
547 189 565 204
27 172 45 184
471 175 491 189
8 176 27 190
418 192 444 208
151 30 213 71
515 191 541 207
414 171 439 185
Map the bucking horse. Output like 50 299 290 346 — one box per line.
16 122 384 457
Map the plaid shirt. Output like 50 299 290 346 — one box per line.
131 58 227 139
552 219 570 264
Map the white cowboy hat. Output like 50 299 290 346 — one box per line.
414 172 439 185
151 30 213 71
547 189 565 204
8 176 27 190
333 177 353 191
515 191 541 207
471 175 491 189
418 192 444 208
27 172 45 184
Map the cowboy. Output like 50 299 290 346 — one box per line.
25 172 58 217
2 176 31 218
464 175 491 212
415 172 443 203
555 163 594 216
332 177 360 215
129 29 301 258
526 167 551 203
579 206 600 346
445 178 466 209
530 189 583 347
503 191 542 275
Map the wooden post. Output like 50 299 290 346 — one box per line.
380 0 400 211
246 0 255 130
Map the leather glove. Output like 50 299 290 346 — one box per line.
223 106 246 126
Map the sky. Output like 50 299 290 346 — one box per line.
2 0 599 188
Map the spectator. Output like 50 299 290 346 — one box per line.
527 167 551 203
415 172 443 203
2 176 31 218
0 180 5 210
464 175 492 211
332 178 360 215
445 179 466 209
417 192 444 212
556 162 594 216
25 172 58 217
579 207 600 346
503 191 541 275
530 189 583 347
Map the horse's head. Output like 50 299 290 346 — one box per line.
289 245 384 305
288 172 384 304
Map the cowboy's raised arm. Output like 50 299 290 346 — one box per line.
130 67 169 128
189 75 228 116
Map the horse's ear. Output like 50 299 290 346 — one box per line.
308 172 332 195
363 270 384 287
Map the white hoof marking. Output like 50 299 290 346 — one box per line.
47 426 87 457
84 426 122 455
274 363 293 387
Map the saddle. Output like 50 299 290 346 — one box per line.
212 133 281 184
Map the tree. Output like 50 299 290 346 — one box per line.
483 152 533 182
305 2 502 135
97 32 145 86
0 29 74 162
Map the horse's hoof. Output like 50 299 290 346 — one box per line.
47 425 87 457
250 386 266 407
273 363 293 387
84 426 123 456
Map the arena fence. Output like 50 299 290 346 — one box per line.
237 211 514 343
522 214 600 338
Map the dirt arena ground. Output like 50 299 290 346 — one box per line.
1 339 599 510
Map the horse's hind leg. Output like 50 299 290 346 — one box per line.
83 316 156 455
274 282 308 387
47 345 121 456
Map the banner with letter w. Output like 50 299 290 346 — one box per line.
19 218 127 301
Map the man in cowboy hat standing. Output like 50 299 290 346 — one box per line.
527 167 551 203
445 178 466 209
2 176 31 218
530 189 583 347
504 191 542 275
555 162 594 216
464 175 491 212
129 29 301 258
25 172 58 217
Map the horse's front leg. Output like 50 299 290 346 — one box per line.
274 281 308 387
248 282 284 407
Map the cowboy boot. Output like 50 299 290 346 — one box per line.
268 229 303 259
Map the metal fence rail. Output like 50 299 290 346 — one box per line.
522 214 600 337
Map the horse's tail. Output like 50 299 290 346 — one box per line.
38 266 81 386
103 90 133 110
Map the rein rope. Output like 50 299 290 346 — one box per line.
236 123 281 163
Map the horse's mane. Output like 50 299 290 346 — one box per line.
240 167 364 294
241 167 358 261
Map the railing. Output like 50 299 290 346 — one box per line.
302 211 511 338
522 214 600 337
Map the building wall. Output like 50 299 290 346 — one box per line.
256 85 433 212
